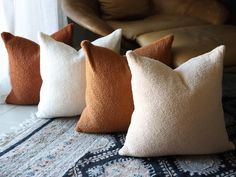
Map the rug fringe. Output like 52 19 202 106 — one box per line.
0 112 39 147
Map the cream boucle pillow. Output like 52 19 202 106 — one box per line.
36 29 122 118
119 46 234 157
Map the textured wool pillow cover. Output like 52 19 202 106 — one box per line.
99 0 150 20
119 46 235 157
76 35 174 133
36 29 122 118
1 23 74 105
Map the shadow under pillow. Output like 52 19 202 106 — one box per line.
1 23 74 105
76 34 174 133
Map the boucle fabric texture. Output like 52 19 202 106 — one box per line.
1 24 74 105
36 29 122 118
119 46 235 157
76 35 174 133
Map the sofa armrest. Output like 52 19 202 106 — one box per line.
62 0 114 36
185 0 229 24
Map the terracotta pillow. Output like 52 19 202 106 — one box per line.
99 0 150 20
76 35 174 133
1 24 74 105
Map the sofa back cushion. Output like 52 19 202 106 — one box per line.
99 0 150 20
151 0 228 24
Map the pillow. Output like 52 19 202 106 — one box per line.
1 23 74 105
76 35 174 133
119 46 235 157
99 0 150 20
36 29 122 118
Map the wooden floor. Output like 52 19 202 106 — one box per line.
0 105 37 134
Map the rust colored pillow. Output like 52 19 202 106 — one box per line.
1 24 74 105
76 35 174 133
99 0 150 20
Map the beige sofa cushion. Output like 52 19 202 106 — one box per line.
107 14 208 40
137 25 236 67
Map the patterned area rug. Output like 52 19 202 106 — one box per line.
0 73 236 177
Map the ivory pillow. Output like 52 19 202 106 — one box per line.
76 35 174 133
119 46 234 157
36 29 122 118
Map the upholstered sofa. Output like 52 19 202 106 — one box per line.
62 0 236 67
